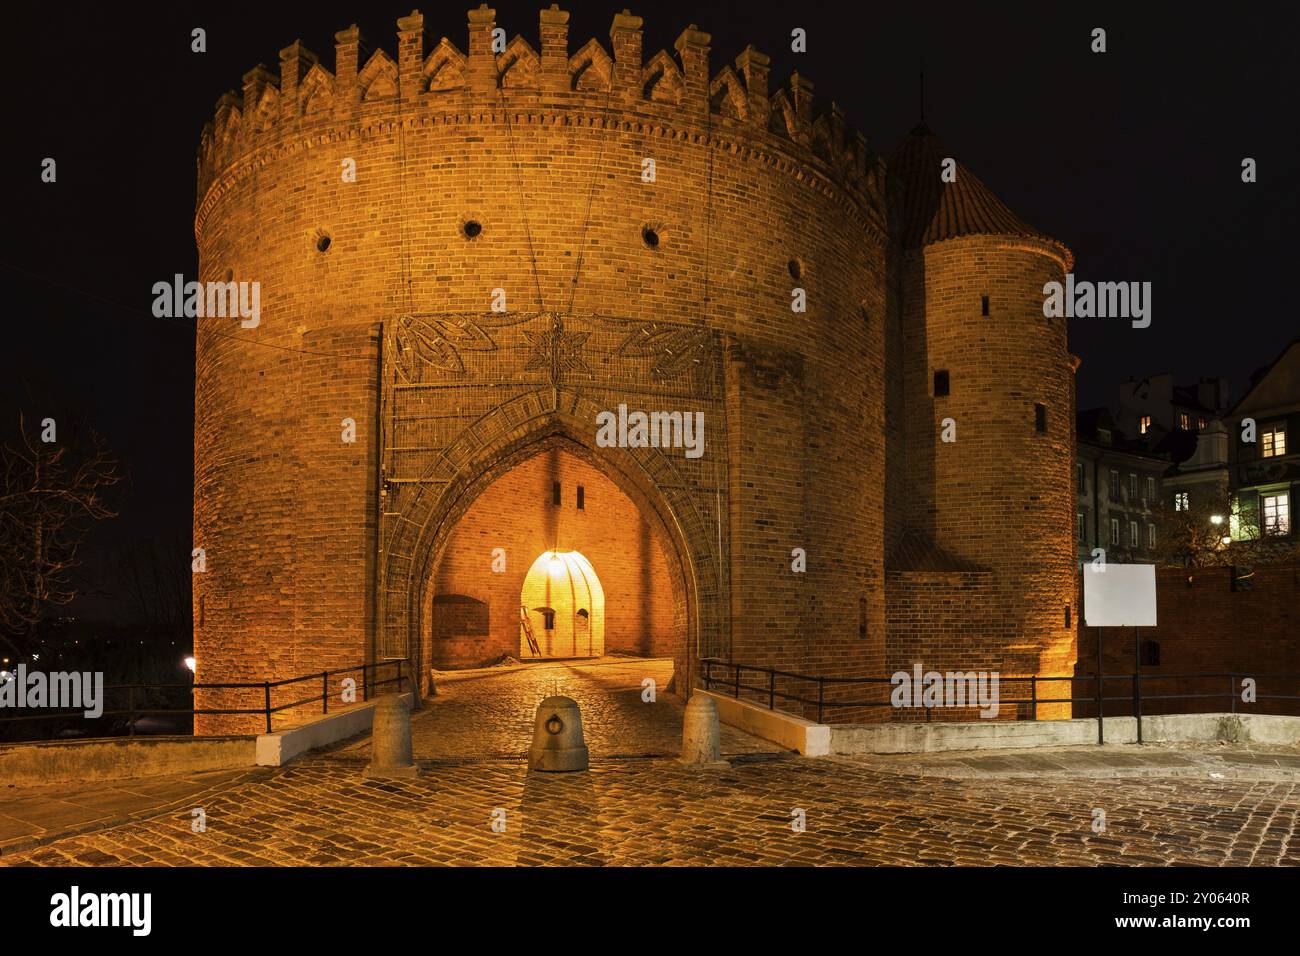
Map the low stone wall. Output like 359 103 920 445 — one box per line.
255 693 415 766
706 686 1300 756
700 690 829 755
828 712 1300 754
0 693 417 784
0 735 257 786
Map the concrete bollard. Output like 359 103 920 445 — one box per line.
529 696 589 772
364 694 418 777
681 693 728 767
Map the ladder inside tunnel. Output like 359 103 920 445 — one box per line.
519 605 541 658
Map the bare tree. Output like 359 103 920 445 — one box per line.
1152 487 1298 568
112 532 191 641
0 413 121 657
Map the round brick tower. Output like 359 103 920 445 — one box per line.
192 6 889 731
886 125 1077 714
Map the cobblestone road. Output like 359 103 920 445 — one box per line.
2 659 1298 867
342 657 779 760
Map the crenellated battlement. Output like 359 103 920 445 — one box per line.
196 5 882 213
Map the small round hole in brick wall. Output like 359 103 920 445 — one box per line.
788 258 803 281
463 220 482 240
642 225 660 249
316 234 331 253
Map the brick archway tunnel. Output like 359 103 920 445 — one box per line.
418 445 689 689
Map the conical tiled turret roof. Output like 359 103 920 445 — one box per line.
890 124 1056 250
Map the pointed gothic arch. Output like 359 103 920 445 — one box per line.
378 396 725 694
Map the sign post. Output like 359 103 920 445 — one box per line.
1083 564 1158 745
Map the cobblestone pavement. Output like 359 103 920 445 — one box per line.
0 768 261 857
340 657 782 760
3 661 1298 866
4 744 1298 866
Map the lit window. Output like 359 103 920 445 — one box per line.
1197 416 1207 431
1262 424 1287 458
1110 518 1120 545
1179 412 1190 430
1262 493 1290 536
1173 491 1189 511
1139 415 1151 435
1148 524 1156 548
1129 520 1139 546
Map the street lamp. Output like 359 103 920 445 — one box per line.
184 656 196 673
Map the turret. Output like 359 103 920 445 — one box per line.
887 124 1077 705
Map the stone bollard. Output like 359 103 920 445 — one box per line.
364 694 418 777
529 696 589 772
680 693 728 767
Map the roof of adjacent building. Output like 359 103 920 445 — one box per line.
890 124 1063 253
1170 384 1220 415
1077 407 1172 464
1232 337 1300 415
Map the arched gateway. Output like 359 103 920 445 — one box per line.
376 318 731 695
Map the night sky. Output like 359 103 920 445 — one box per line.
3 1 1297 617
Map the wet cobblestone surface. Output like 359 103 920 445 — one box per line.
343 657 780 760
2 660 1298 866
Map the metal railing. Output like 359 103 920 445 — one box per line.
699 659 1300 744
0 659 409 740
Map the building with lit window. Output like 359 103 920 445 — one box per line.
1117 373 1230 444
1226 338 1299 543
1113 373 1232 514
1075 408 1168 566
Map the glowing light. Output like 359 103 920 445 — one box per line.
521 550 605 658
184 656 197 673
1210 514 1224 525
1221 535 1232 546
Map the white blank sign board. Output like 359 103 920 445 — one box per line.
1083 563 1157 627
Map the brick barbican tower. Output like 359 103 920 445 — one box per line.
192 7 1076 732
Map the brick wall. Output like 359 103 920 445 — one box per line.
1075 564 1300 717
